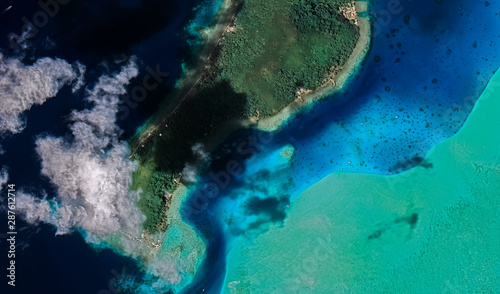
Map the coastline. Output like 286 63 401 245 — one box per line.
175 3 374 290
129 0 372 157
222 68 500 293
128 0 239 158
155 183 206 291
129 0 374 285
251 1 371 131
124 1 237 287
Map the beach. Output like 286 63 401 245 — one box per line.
174 0 500 291
128 0 239 158
253 1 372 131
222 69 500 293
129 0 372 157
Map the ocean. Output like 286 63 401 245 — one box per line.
0 0 220 293
0 0 499 293
182 0 500 292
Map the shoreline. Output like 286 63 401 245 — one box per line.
130 0 373 264
128 0 239 158
129 0 372 157
174 0 373 289
124 1 238 286
128 0 374 289
250 1 371 132
133 0 374 232
222 68 500 294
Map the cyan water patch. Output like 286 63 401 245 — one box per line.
183 0 500 292
186 0 224 47
275 0 500 194
222 68 500 294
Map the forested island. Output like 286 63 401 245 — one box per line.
130 0 366 233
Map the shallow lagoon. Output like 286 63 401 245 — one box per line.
224 68 500 293
0 0 221 292
1 0 498 292
183 0 500 292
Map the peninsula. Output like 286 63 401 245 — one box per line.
129 0 371 233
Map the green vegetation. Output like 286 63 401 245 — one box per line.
132 162 176 232
223 70 500 294
132 0 360 233
215 0 359 116
132 81 248 232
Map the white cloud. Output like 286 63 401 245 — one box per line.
0 167 8 191
16 58 188 287
182 143 210 183
17 59 145 242
182 164 198 183
16 191 52 224
0 53 85 133
192 143 209 161
148 260 182 285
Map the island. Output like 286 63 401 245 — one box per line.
129 0 370 235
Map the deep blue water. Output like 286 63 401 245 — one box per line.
0 0 217 137
182 0 500 292
0 0 499 293
0 0 218 293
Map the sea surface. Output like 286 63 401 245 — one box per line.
0 0 498 293
182 0 500 292
223 69 500 293
0 0 221 293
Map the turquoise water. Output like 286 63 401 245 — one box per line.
2 0 498 292
0 0 222 293
183 0 500 292
224 69 500 293
186 0 224 47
